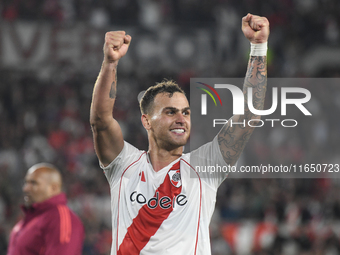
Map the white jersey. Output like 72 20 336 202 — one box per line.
102 136 228 255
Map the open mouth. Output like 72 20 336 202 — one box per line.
170 128 185 134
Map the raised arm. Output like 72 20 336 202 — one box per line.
218 14 270 166
90 31 131 166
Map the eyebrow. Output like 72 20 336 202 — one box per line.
24 179 38 184
163 107 191 112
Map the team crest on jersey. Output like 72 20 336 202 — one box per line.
168 170 181 188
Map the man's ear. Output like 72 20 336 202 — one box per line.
141 114 151 130
50 183 60 195
45 183 58 198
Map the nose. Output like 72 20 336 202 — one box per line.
23 182 30 193
175 113 186 124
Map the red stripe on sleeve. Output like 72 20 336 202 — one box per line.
57 205 65 244
57 205 72 244
65 206 72 243
117 162 181 254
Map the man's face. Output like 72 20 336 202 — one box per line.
22 169 53 207
146 92 191 150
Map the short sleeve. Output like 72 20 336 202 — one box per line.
190 135 231 189
101 141 142 188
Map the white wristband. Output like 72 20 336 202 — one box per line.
250 42 267 56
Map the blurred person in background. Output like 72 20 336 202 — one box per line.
7 163 84 255
90 13 269 255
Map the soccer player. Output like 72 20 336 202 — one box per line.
90 13 269 255
7 163 84 255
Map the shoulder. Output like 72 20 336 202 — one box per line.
42 204 82 229
185 136 221 162
9 219 24 236
101 141 144 169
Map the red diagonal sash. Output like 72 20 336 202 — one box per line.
118 162 181 254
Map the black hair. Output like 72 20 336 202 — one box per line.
139 80 185 115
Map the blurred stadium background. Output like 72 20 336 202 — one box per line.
1 0 340 254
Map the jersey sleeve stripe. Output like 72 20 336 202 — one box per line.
65 206 72 243
57 205 72 244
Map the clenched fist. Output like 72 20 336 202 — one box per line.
242 14 269 44
103 31 131 63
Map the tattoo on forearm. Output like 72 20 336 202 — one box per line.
109 81 116 99
218 56 267 166
218 123 253 165
109 72 117 99
244 56 267 115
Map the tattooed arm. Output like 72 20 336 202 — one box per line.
218 14 269 166
90 31 131 166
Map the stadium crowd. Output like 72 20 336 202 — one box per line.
1 0 340 254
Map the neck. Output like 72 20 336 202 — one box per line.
148 145 183 172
